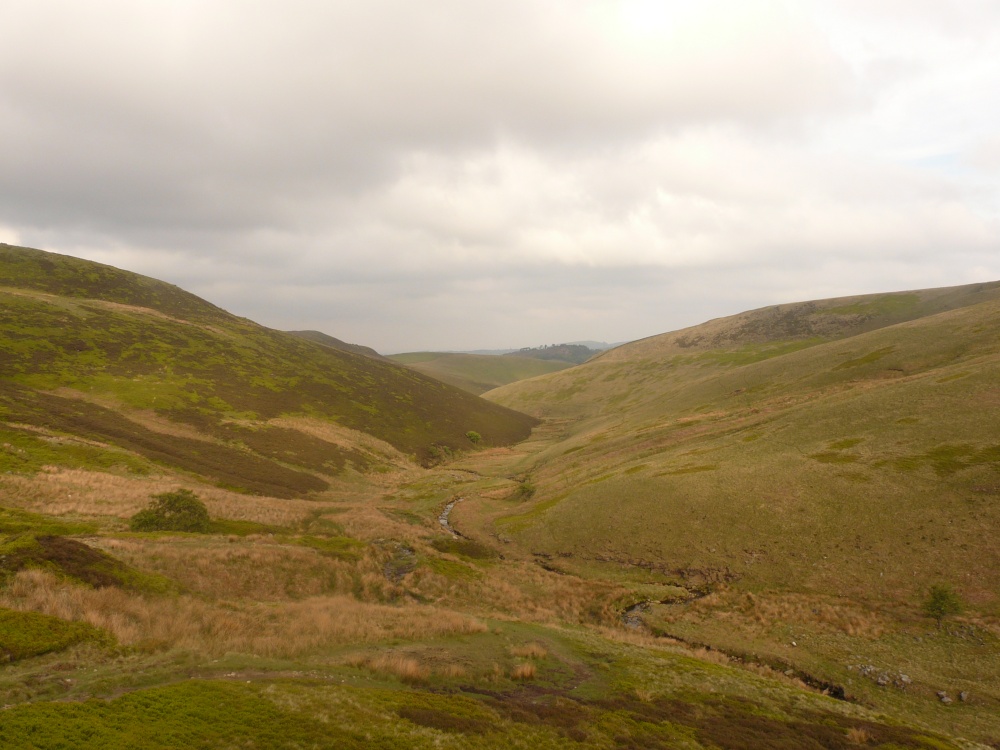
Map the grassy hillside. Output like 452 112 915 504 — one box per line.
0 245 536 494
286 329 387 361
505 343 598 364
474 282 1000 742
1 255 997 747
389 351 574 394
486 283 1000 600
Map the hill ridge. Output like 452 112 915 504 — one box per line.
0 244 537 494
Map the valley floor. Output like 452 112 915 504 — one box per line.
1 419 998 749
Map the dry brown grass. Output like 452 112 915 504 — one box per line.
510 642 547 659
438 663 467 678
510 662 537 680
268 416 410 468
0 569 487 658
735 592 887 638
95 538 358 601
846 726 873 744
0 468 315 527
423 560 621 625
345 652 430 683
343 650 468 682
659 590 888 639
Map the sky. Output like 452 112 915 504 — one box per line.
1 1 999 353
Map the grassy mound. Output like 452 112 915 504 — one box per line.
0 608 109 662
0 534 172 593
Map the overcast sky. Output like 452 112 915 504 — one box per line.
2 1 999 352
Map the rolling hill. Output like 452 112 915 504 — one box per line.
0 244 537 495
504 343 599 364
2 254 998 748
388 351 575 394
485 281 1000 601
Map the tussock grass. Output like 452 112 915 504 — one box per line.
0 569 487 658
510 661 536 679
510 642 548 659
345 652 431 683
0 468 317 527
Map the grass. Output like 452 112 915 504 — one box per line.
1 248 998 746
0 534 175 594
388 352 574 395
0 608 110 662
0 630 967 749
0 506 97 536
0 245 537 485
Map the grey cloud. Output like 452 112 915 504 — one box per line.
1 1 999 352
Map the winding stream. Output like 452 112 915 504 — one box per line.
438 497 465 537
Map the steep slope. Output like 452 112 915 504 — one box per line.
286 329 387 361
487 282 1000 606
388 351 574 395
0 245 536 496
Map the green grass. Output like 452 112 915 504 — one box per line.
0 426 150 476
292 534 366 561
819 293 921 316
0 507 98 536
0 608 110 662
0 631 966 749
488 293 1000 606
0 245 537 492
2 250 998 747
389 352 574 395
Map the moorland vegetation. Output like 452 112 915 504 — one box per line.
0 244 997 748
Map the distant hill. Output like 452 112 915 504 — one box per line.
388 351 574 395
504 343 597 364
286 330 386 361
487 280 1000 603
0 244 537 495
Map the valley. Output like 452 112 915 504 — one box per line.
1 245 998 748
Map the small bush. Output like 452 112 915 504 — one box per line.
465 431 482 445
130 489 210 533
923 583 962 628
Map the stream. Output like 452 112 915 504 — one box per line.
438 497 465 538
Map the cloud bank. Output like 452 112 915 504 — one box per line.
1 0 998 351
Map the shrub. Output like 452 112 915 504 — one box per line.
130 489 210 533
465 431 482 445
922 583 962 628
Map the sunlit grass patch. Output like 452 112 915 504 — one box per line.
0 607 110 662
0 506 97 536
